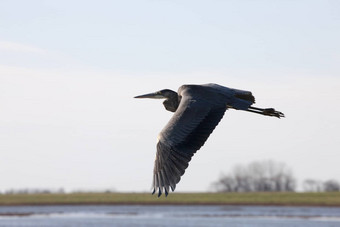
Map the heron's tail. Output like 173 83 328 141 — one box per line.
247 106 284 118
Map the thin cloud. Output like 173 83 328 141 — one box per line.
0 41 46 54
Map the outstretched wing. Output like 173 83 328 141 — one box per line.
152 86 227 196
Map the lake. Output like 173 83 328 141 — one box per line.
0 205 340 227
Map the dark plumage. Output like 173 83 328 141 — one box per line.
135 83 284 197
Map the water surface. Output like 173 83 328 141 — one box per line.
0 205 340 227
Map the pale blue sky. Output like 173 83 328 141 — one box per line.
1 0 339 192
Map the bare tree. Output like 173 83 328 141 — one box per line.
212 174 238 192
323 180 340 192
303 179 323 192
212 160 296 192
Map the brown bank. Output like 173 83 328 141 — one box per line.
1 192 340 206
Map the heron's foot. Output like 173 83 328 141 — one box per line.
263 108 285 118
248 106 285 118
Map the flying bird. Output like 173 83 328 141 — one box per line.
134 83 284 197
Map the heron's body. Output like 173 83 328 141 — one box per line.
135 83 284 197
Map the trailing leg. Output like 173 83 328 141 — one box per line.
247 106 285 118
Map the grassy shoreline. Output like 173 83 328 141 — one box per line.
1 192 340 207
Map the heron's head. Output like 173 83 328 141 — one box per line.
134 89 177 99
134 89 179 112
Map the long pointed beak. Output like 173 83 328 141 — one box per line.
134 92 165 99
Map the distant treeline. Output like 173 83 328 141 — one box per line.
303 179 340 192
2 160 339 194
212 160 340 193
2 188 116 195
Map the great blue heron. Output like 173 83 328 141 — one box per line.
135 83 284 197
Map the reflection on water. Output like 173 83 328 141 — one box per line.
0 205 340 227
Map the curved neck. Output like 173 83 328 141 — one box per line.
163 92 179 112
